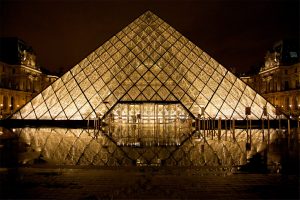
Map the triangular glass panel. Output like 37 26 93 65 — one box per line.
55 111 67 120
20 103 34 119
121 94 132 101
70 111 82 120
166 94 177 101
151 93 163 101
12 111 22 119
31 94 44 109
40 111 52 120
26 111 37 119
136 93 147 101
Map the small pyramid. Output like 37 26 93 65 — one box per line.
11 11 277 120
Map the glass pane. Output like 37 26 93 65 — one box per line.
128 86 140 100
60 94 73 109
143 86 155 100
45 94 59 109
150 78 162 91
49 102 63 119
31 94 44 109
35 102 48 119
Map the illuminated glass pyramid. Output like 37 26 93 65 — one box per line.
11 11 277 120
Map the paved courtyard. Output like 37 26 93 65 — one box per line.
0 166 299 199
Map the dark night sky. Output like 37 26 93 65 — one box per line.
0 0 299 74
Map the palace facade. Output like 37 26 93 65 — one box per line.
241 40 300 118
0 38 58 118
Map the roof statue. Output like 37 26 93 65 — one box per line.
10 11 277 120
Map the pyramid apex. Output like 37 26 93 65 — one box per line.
137 10 159 24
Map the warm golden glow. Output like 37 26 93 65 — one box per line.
106 103 191 124
14 127 283 168
11 11 279 121
103 102 193 147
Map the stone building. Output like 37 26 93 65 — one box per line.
241 40 300 118
0 37 58 119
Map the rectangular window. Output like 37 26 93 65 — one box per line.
284 81 289 90
285 97 289 110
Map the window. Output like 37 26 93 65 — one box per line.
285 97 289 110
10 96 14 110
284 81 289 90
3 96 8 111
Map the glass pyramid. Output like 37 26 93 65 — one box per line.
10 11 278 120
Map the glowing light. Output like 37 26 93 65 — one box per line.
11 11 279 121
289 105 292 108
0 104 3 107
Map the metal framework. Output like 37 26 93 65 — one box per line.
10 11 277 121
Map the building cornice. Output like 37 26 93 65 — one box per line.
259 66 279 75
20 65 42 74
262 89 300 97
0 87 37 95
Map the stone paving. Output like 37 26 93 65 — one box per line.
0 166 299 199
